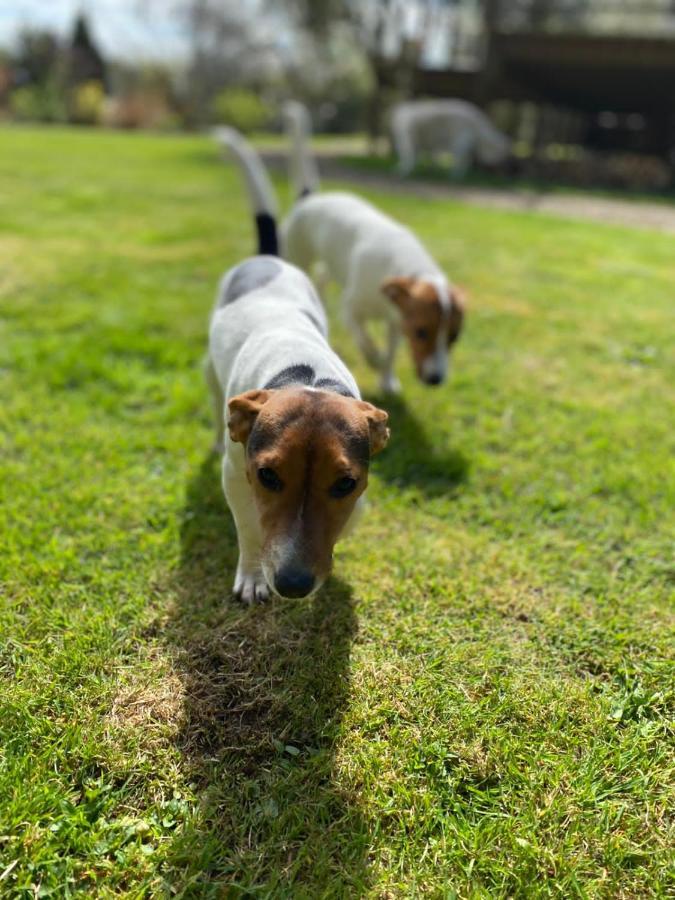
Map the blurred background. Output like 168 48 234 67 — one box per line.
2 0 675 191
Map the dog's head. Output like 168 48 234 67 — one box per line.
228 387 389 599
382 276 465 386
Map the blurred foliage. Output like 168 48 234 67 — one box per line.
176 0 276 127
10 79 67 123
69 80 105 125
104 63 179 130
13 28 62 87
4 5 376 133
281 0 347 33
275 0 438 139
102 92 179 131
212 87 271 133
282 23 373 132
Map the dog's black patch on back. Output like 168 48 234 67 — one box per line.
265 364 315 390
264 365 355 398
315 377 355 398
222 257 281 306
255 212 279 256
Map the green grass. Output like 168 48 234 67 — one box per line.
1 124 674 898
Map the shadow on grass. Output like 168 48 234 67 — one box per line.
162 454 370 894
367 393 469 497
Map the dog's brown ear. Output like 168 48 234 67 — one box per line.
449 285 467 337
357 401 390 456
381 276 414 309
227 389 271 444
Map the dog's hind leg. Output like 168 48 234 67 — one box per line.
312 261 331 300
392 118 416 176
283 219 314 273
204 357 225 454
450 130 475 179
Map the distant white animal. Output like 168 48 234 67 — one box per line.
391 99 511 178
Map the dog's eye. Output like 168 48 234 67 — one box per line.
330 476 357 498
415 328 430 340
258 467 283 492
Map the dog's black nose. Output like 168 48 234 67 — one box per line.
274 568 316 599
424 373 443 386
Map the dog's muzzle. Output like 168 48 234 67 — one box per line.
420 359 447 386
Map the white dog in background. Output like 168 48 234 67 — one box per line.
391 99 511 178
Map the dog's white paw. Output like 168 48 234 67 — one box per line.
233 569 270 605
380 374 401 395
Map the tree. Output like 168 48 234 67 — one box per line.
174 0 281 126
279 0 449 141
67 14 108 91
13 28 61 87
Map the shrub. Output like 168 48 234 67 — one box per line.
10 81 66 123
69 79 105 125
212 87 269 133
102 92 177 130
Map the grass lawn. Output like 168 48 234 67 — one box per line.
1 125 674 898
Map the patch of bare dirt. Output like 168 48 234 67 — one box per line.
263 151 675 235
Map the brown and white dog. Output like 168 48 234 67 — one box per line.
208 128 389 603
281 101 465 394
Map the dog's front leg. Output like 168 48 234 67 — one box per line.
450 130 475 179
311 261 331 301
344 300 384 372
380 321 401 394
222 456 269 604
351 319 384 372
393 121 416 176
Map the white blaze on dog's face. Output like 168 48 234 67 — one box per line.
382 276 465 386
228 387 389 599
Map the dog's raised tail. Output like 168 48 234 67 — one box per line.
283 100 320 199
213 126 279 255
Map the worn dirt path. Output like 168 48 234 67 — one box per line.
262 151 675 235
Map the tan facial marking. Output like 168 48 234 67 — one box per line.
227 388 389 593
382 276 466 380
